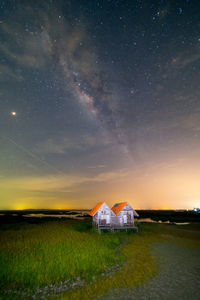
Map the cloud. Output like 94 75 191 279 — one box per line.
163 49 200 79
0 64 23 81
179 111 200 132
34 138 76 154
87 165 106 169
93 170 129 183
0 22 53 69
158 109 200 133
137 110 200 141
0 3 122 134
0 2 134 159
171 52 200 69
33 133 113 155
0 169 129 197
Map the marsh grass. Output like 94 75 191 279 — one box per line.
0 219 122 292
1 219 199 300
58 223 159 299
60 223 199 300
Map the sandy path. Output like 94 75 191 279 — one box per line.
99 240 200 300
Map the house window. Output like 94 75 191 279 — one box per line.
123 215 127 223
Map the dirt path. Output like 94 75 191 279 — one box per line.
99 239 200 300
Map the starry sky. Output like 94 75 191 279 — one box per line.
0 0 200 210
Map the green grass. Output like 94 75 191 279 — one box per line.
0 220 122 292
1 219 199 299
60 223 159 299
68 223 199 300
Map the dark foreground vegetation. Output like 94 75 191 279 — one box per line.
1 208 199 223
0 213 199 300
137 209 200 222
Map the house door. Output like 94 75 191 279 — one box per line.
123 215 127 224
100 214 106 225
127 213 131 223
106 215 110 224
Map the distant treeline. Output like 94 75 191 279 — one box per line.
137 210 200 222
0 209 89 215
0 209 199 223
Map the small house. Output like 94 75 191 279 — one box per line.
89 201 139 232
89 202 115 229
111 202 139 227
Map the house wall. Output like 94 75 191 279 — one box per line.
93 203 114 225
92 202 138 228
112 203 135 226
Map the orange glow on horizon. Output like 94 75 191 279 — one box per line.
0 158 200 210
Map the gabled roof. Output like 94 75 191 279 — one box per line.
89 202 104 216
111 202 127 215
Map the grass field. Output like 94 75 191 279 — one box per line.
0 220 123 295
0 217 199 299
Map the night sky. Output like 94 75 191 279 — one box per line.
0 0 200 210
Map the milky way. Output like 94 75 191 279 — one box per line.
0 0 200 209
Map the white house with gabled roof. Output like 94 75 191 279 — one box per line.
89 201 138 232
89 202 115 229
111 202 139 227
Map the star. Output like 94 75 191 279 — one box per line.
0 0 199 212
